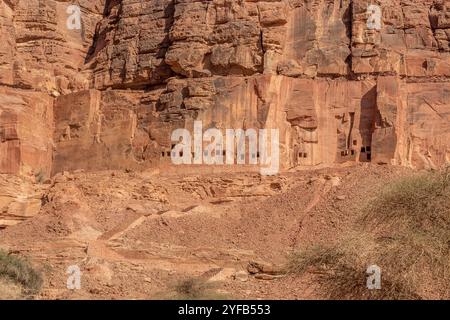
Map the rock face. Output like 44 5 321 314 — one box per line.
0 174 44 228
1 0 450 177
0 0 105 177
0 87 53 176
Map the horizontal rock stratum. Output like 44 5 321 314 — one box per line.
1 0 450 179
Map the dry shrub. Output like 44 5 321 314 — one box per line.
0 250 43 298
171 277 229 300
288 169 450 300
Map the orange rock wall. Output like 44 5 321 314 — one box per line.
1 0 450 176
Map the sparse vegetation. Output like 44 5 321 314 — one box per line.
34 169 46 184
0 250 43 299
170 277 229 300
287 169 450 300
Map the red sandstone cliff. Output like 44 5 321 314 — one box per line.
1 0 450 177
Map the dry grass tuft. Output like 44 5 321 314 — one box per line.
287 168 450 300
171 277 229 300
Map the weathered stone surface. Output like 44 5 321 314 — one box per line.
403 81 450 169
0 0 104 177
88 0 174 89
2 0 450 177
52 89 160 174
0 174 44 228
374 76 450 169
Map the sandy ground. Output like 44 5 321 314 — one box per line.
0 164 413 299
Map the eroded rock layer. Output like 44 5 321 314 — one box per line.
2 0 450 181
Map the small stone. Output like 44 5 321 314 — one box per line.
234 271 249 282
329 177 341 187
255 274 281 281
